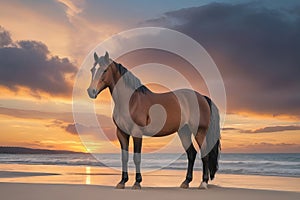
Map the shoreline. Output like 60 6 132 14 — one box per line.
0 163 299 192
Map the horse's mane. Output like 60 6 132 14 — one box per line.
114 62 150 94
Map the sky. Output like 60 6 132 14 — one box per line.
0 0 299 153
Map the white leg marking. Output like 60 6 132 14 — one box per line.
199 181 208 189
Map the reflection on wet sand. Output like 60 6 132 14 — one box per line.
0 163 299 192
86 166 91 185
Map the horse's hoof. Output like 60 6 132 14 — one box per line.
180 182 189 189
199 181 208 189
132 182 141 190
116 183 125 189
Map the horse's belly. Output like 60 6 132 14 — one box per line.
141 114 180 137
145 129 177 137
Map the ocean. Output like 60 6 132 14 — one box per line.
0 153 299 178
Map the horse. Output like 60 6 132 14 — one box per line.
87 51 221 190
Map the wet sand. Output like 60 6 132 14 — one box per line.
0 164 299 200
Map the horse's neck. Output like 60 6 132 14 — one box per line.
109 64 149 111
110 77 135 110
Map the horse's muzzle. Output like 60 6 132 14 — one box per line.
87 88 97 99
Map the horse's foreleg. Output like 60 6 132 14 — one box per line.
132 136 142 189
178 126 197 189
116 128 130 189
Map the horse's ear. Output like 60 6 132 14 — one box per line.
104 51 109 62
94 52 99 61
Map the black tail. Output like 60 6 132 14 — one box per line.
208 139 220 180
203 96 221 181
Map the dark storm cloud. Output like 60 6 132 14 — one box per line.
144 2 300 117
0 26 77 96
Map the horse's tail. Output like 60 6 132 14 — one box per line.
208 138 220 180
203 97 221 180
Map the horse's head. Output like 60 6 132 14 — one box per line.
87 51 113 99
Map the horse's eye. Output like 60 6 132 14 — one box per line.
103 69 107 73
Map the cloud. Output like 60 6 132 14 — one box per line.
65 123 117 141
222 127 239 131
224 142 300 153
244 142 300 153
241 125 300 133
222 125 300 133
0 106 73 122
143 2 300 118
0 26 77 96
0 106 116 140
0 26 13 47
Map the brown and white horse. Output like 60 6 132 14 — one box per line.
87 52 220 189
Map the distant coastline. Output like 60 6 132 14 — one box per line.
0 147 84 154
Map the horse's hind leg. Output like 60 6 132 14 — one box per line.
178 125 197 189
200 155 209 189
195 127 209 189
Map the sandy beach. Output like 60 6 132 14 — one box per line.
0 163 299 200
0 182 299 200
